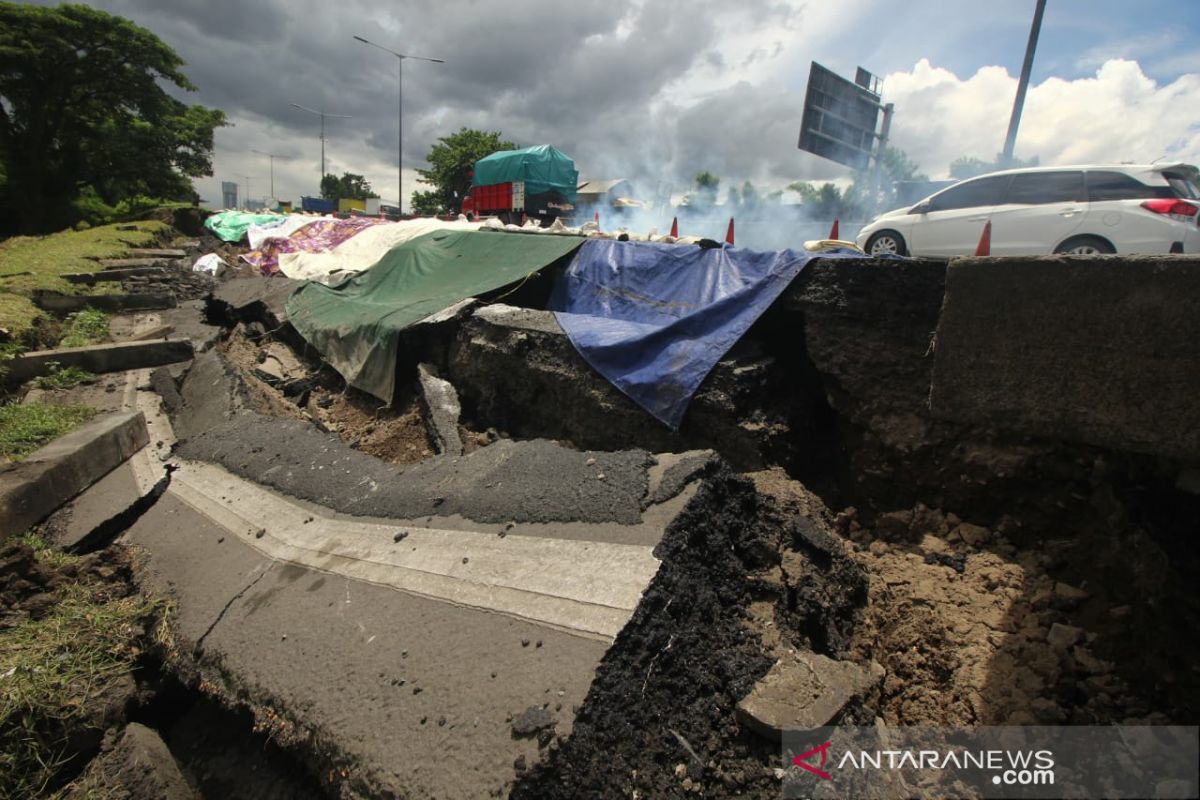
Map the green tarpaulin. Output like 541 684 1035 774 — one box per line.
473 145 578 201
204 209 286 242
286 229 584 401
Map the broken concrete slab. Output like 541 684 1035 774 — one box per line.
128 248 187 259
64 267 166 284
5 340 194 383
417 362 463 456
0 411 148 536
98 257 173 269
253 342 307 385
41 460 145 551
931 256 1200 461
736 652 881 740
33 291 176 313
446 304 797 471
176 411 657 526
209 276 304 329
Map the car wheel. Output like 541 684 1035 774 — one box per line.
1054 235 1115 255
865 230 908 256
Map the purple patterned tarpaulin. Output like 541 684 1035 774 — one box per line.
242 216 390 275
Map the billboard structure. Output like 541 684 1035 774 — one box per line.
798 62 892 172
221 181 238 209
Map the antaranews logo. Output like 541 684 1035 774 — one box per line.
790 739 1056 788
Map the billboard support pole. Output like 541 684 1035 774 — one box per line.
871 103 894 216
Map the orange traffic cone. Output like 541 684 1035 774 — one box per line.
594 211 600 226
974 221 992 256
670 216 678 237
829 218 839 239
725 217 735 245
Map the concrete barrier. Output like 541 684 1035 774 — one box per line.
33 292 177 313
0 411 148 536
6 339 194 383
930 256 1200 461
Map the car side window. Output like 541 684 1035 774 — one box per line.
1086 171 1173 201
1002 171 1084 204
928 176 1010 211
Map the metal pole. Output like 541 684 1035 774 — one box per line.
872 103 894 217
403 56 408 212
352 36 444 213
290 105 352 194
1002 0 1047 165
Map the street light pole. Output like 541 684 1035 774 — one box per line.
251 149 291 199
353 35 444 213
1002 0 1047 166
291 104 353 191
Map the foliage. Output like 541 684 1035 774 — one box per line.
319 172 380 202
789 146 929 218
787 181 864 220
0 403 95 461
0 220 164 338
33 363 96 390
0 551 155 798
414 128 515 215
949 153 1040 180
0 3 227 234
684 171 721 211
59 309 109 348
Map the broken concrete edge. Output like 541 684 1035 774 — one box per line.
5 339 195 383
930 257 1200 462
417 362 464 456
64 267 168 284
734 651 883 742
33 292 178 313
137 582 364 798
0 411 149 537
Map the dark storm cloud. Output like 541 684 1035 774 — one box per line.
29 0 846 207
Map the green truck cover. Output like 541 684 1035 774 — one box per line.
286 229 584 402
472 145 578 201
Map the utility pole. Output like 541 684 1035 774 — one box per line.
1002 0 1047 166
239 176 262 208
291 104 353 191
251 149 291 200
353 35 445 212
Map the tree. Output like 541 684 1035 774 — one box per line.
684 171 721 211
320 172 379 202
0 3 227 233
788 181 862 220
949 153 1039 180
414 128 514 215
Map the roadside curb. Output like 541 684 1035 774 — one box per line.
0 410 149 537
6 339 194 383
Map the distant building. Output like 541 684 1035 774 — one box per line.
221 181 238 209
576 179 634 207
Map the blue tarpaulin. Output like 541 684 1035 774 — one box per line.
550 240 863 428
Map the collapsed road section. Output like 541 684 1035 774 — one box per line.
8 212 1198 799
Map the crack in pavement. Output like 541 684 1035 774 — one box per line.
193 561 274 656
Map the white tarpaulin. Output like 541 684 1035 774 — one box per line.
246 214 329 250
277 218 483 283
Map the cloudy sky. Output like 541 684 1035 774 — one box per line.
44 0 1200 209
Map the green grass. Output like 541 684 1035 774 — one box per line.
33 364 97 391
0 221 167 338
0 403 96 462
58 310 109 349
0 553 155 799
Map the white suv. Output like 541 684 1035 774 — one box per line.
856 164 1200 257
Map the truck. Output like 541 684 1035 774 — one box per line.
460 144 578 225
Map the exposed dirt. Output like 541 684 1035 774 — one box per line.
306 387 434 464
512 467 869 800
